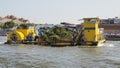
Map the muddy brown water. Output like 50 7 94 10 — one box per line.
0 36 120 68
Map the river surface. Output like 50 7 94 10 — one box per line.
0 36 120 68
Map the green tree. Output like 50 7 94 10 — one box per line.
17 24 29 29
17 23 36 29
2 21 17 29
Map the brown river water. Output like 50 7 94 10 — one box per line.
0 36 120 68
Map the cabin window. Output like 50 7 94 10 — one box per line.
88 19 97 23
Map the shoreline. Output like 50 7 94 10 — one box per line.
0 29 11 36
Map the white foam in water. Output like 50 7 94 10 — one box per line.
97 43 114 47
108 44 114 47
97 44 104 47
103 43 114 47
0 42 4 44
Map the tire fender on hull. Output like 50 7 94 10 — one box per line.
7 31 25 44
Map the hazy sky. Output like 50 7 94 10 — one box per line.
0 0 120 24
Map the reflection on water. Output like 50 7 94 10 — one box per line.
0 36 120 68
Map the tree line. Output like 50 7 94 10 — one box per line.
0 21 36 29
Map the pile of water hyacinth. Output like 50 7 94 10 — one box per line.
40 26 73 42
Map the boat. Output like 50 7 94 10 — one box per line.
99 23 120 40
5 17 106 46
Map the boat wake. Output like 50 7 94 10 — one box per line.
101 43 114 47
0 42 4 44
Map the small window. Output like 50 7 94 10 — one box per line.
88 19 97 23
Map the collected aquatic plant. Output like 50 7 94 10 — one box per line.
40 26 73 42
